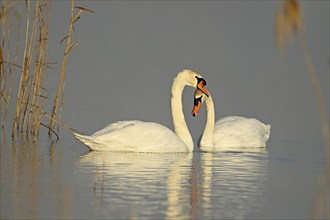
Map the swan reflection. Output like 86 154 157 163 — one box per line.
198 148 269 219
78 147 268 219
2 131 269 219
78 151 193 219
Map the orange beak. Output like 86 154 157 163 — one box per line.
197 81 209 97
192 100 201 117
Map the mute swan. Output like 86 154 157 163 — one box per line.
192 89 271 152
73 69 209 152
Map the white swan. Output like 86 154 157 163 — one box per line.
192 89 271 152
73 69 209 152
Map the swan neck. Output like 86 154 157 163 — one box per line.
171 73 194 152
200 93 215 150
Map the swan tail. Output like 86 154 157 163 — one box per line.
73 132 99 150
263 124 271 142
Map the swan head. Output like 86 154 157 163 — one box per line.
179 69 209 97
192 89 206 117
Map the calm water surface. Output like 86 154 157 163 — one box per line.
0 131 328 219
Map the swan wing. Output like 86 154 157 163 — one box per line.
92 120 142 136
78 121 187 152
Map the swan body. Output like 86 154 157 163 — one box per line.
74 121 188 152
192 90 271 152
73 69 209 152
213 116 271 149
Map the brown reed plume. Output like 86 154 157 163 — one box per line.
275 1 329 218
275 0 329 162
1 0 93 139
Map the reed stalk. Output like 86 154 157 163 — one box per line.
276 0 329 162
34 1 52 136
2 12 10 101
0 48 3 100
275 1 329 218
0 0 9 116
2 5 22 128
32 3 49 136
1 0 91 139
21 1 40 133
28 5 43 134
49 1 93 135
12 0 31 135
298 32 330 159
299 31 330 219
48 0 75 135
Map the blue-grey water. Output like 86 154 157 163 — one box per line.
1 1 329 219
1 129 328 219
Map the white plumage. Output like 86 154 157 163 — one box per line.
74 121 187 152
213 116 271 149
73 69 208 152
193 90 271 152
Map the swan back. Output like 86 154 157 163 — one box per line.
214 116 271 149
92 120 141 136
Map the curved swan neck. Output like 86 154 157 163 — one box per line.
200 93 215 150
171 73 194 152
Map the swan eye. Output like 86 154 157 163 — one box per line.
195 76 206 86
195 76 207 86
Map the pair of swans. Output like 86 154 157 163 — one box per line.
73 69 270 152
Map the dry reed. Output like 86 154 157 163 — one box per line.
275 1 329 218
48 2 94 135
1 4 22 129
0 0 93 140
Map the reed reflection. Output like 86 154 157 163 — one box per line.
0 132 73 219
1 132 39 219
78 152 193 219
